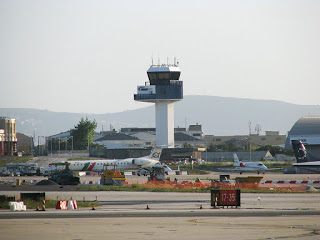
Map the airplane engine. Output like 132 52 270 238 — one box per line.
132 159 149 166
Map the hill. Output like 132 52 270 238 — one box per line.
1 95 320 137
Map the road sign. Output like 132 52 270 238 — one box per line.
211 189 240 207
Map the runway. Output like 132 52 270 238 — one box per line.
1 173 320 239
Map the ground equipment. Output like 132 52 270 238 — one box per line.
148 166 166 181
100 164 126 185
49 162 80 185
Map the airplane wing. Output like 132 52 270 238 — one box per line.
293 161 320 167
293 161 320 173
217 167 242 172
266 167 282 171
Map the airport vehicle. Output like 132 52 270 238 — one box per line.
43 148 162 175
100 164 126 185
137 164 172 176
49 162 80 185
148 166 167 181
5 163 41 176
292 140 320 173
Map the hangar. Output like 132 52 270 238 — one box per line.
286 116 320 159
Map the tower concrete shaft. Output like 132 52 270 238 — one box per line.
155 102 174 148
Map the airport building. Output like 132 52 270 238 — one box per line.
0 117 18 156
92 125 206 149
134 61 183 148
16 133 33 155
119 124 205 148
286 116 320 159
204 131 286 148
203 151 273 162
95 132 145 149
0 129 4 155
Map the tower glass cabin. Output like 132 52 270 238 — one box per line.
134 63 183 148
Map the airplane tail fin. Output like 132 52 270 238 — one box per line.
148 148 162 160
291 140 310 162
233 153 240 163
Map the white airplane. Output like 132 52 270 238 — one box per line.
44 149 161 175
233 153 268 174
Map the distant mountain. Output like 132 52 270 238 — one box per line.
1 95 320 137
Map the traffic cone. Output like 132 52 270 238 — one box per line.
200 205 203 209
91 204 95 210
36 206 40 211
146 205 150 210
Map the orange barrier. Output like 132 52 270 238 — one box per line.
56 201 68 210
124 180 310 192
73 200 78 209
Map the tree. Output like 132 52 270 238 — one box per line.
207 143 243 152
70 117 97 150
183 142 193 148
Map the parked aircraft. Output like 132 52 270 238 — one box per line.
232 153 269 174
292 140 320 173
44 149 161 175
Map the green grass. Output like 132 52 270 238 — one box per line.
75 184 207 193
75 183 314 194
264 161 294 169
67 157 102 161
0 198 99 209
0 156 33 167
174 161 295 174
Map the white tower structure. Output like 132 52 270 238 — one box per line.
134 61 183 148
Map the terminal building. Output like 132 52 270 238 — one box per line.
204 131 286 148
286 116 320 159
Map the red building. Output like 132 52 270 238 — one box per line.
0 129 5 155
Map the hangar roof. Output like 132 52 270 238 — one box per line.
289 116 320 135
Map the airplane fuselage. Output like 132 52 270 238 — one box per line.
70 158 157 171
234 161 268 173
45 157 159 174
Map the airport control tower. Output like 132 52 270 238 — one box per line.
134 61 183 148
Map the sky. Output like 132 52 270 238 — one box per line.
0 0 319 114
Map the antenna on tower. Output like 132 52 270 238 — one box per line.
255 124 261 135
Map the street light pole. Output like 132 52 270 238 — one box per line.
250 140 251 161
70 136 73 156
